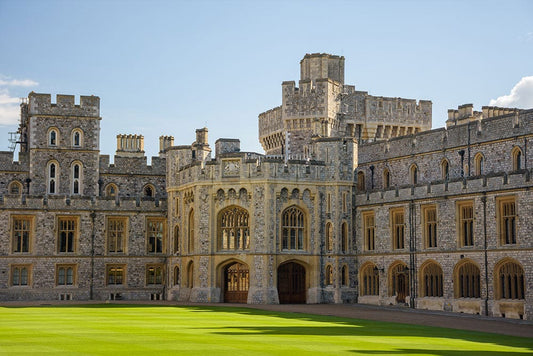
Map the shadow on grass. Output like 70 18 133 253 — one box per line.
353 349 533 355
2 303 532 353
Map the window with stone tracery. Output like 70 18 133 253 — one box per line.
281 206 306 250
218 206 250 251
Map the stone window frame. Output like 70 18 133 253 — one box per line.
383 168 391 189
10 264 32 287
280 205 307 251
456 200 474 248
146 217 166 254
143 184 156 198
340 264 349 287
217 205 250 251
359 262 379 296
511 146 523 171
440 158 450 181
409 164 418 185
8 180 23 195
71 128 83 148
106 216 128 254
357 171 365 191
362 210 375 251
453 259 480 299
341 221 348 253
473 153 484 176
105 183 118 197
47 160 60 195
186 261 194 288
494 258 525 300
326 193 331 213
106 264 126 286
173 225 180 253
421 204 438 249
496 196 517 245
146 264 164 285
71 161 83 195
420 260 443 297
390 207 406 250
188 209 194 253
55 264 77 287
325 221 334 252
47 127 59 147
325 264 334 286
56 215 79 254
11 214 34 254
388 261 409 297
173 265 180 286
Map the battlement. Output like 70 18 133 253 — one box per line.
446 104 522 127
27 92 100 117
116 134 144 157
300 53 345 84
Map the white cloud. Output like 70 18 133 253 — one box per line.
489 76 533 109
0 90 22 126
0 78 38 87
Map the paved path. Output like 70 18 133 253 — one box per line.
2 301 532 338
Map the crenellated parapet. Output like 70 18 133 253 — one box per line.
27 92 100 117
259 53 432 155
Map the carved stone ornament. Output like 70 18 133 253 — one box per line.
223 160 240 176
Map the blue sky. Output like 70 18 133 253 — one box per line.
1 0 532 159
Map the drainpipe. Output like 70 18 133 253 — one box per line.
90 211 96 300
482 195 489 316
467 122 471 177
459 150 465 178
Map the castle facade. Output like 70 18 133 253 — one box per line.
0 54 531 320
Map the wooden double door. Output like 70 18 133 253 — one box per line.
224 262 249 303
278 262 306 304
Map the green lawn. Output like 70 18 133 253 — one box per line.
0 305 531 355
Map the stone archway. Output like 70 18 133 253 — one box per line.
277 262 306 304
223 262 249 303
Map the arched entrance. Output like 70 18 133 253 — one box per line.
224 262 249 303
277 262 306 304
396 273 407 303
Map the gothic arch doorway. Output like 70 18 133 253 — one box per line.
224 262 249 303
277 262 306 304
396 273 407 303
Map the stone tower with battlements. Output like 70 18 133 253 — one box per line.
258 53 432 157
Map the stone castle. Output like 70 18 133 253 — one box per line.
0 53 531 320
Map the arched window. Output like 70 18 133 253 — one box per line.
8 181 22 195
325 222 333 251
325 265 333 286
512 147 522 171
383 168 391 189
187 262 194 288
474 153 484 176
441 159 449 180
389 262 409 298
360 263 379 296
143 184 155 197
455 261 480 298
71 162 82 195
105 183 118 197
71 129 83 147
47 161 59 194
421 261 443 297
218 206 250 250
357 171 365 191
173 225 180 253
341 265 348 287
48 128 59 146
188 209 194 253
496 260 524 300
341 222 348 253
174 265 180 285
281 206 305 250
410 164 418 185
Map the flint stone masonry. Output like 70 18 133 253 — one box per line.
0 54 531 320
